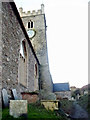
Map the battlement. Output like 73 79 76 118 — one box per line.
19 4 44 17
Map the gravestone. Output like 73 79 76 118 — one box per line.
11 89 18 100
2 89 9 107
41 100 59 111
10 100 27 118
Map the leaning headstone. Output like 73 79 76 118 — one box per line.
11 89 18 100
10 100 27 118
2 89 9 107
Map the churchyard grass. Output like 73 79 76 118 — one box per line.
2 103 68 120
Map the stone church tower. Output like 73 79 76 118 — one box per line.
19 4 53 93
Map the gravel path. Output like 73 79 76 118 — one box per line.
70 102 89 120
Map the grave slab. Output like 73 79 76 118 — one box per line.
10 100 27 118
41 100 59 111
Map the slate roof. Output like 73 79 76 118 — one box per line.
53 83 70 92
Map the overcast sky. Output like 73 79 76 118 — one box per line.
14 0 88 88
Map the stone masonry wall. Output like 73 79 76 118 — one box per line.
23 42 39 92
20 8 53 93
0 2 2 109
21 14 48 65
21 93 39 103
2 2 39 98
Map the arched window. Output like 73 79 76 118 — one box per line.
22 41 27 55
31 21 33 28
19 40 27 87
28 22 30 28
28 20 34 29
35 63 37 77
20 40 27 58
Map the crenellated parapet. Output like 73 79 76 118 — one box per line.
19 4 44 17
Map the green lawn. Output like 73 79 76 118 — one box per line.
2 102 68 120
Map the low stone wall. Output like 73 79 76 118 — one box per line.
41 100 59 111
21 92 39 103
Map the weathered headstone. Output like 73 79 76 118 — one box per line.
10 100 27 118
11 89 18 100
2 89 9 107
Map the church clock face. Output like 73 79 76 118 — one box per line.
27 29 35 38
